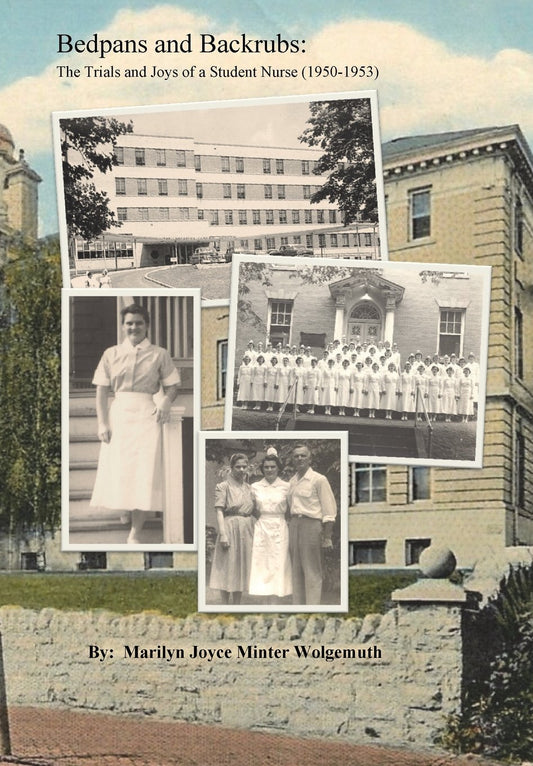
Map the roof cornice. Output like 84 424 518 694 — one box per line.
383 125 533 196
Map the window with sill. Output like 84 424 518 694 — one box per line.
349 463 386 504
349 541 386 565
268 299 293 346
408 467 431 501
409 188 431 239
405 539 431 566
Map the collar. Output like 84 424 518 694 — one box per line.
294 467 313 482
122 337 151 351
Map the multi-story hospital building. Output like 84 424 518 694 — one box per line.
69 132 381 269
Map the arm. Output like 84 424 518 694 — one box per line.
215 507 230 549
155 383 180 423
317 475 337 548
95 385 111 443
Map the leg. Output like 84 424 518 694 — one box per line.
127 510 146 543
298 518 323 605
289 517 306 605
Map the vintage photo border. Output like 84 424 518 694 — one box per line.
197 430 349 613
224 254 491 469
61 286 201 552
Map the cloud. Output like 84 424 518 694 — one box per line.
2 9 533 159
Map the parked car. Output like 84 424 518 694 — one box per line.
267 245 314 257
191 247 219 264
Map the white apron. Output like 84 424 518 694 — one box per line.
90 392 163 512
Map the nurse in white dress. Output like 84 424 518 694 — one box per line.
90 303 180 544
249 451 292 600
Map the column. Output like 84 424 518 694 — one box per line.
384 295 396 343
162 406 185 544
334 295 346 340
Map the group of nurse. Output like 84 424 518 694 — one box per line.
235 339 479 423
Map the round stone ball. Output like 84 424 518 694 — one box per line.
419 546 456 578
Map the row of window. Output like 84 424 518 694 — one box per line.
20 551 178 571
115 177 321 201
267 298 462 354
75 241 134 259
115 146 319 176
193 207 341 226
115 206 356 230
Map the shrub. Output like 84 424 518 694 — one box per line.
441 563 533 762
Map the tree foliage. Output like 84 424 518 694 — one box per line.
299 98 377 224
0 238 62 538
61 116 132 241
441 563 533 761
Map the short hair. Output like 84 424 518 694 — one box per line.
229 453 248 468
292 443 311 456
121 303 150 325
260 454 283 473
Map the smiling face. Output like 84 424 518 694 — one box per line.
262 458 280 483
292 446 311 476
123 312 148 346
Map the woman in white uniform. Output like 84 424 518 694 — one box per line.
249 450 291 601
90 303 180 544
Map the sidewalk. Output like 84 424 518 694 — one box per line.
0 707 501 766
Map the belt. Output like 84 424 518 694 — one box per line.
291 513 319 520
224 510 251 518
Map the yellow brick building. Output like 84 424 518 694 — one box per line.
350 126 533 568
0 123 40 250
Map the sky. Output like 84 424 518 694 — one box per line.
1 1 533 235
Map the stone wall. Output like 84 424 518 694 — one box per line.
0 600 464 747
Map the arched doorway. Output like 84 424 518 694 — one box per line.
347 303 382 344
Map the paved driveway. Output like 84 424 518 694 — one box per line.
1 707 501 766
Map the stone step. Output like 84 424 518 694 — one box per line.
69 395 97 417
69 467 97 492
69 497 124 523
69 440 100 463
69 416 98 439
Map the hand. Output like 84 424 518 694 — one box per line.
220 534 230 550
154 394 172 424
321 536 333 549
98 425 111 443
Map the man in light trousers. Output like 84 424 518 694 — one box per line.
288 444 337 605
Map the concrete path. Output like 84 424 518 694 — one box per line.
0 707 501 766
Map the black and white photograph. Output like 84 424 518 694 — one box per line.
198 432 348 613
52 91 386 304
225 255 491 467
62 288 200 550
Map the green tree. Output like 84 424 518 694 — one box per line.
0 237 61 541
60 116 132 241
299 98 377 224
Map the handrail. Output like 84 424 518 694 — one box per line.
414 385 433 458
276 377 298 431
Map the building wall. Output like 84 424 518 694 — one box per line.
348 131 533 567
201 305 228 430
234 265 486 366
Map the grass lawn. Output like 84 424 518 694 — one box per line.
0 572 417 619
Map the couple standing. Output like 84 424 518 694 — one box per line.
209 444 337 607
